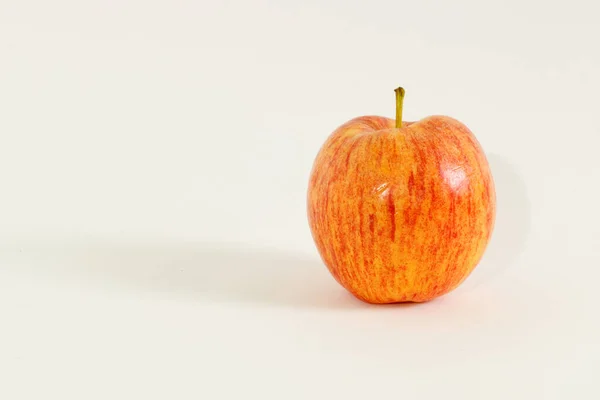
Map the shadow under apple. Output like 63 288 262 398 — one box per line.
10 155 528 309
20 240 365 310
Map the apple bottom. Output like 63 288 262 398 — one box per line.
315 229 488 304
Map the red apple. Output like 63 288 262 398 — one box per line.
307 87 496 303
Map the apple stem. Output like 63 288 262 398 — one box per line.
395 87 405 129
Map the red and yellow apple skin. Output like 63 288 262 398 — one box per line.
307 115 496 303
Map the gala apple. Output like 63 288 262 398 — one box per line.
307 87 496 303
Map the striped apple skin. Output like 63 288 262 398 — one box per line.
307 115 496 303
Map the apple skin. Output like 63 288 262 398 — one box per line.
307 115 496 303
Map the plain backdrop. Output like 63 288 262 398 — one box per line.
1 0 599 399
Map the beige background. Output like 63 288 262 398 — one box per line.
1 0 598 399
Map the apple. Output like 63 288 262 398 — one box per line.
307 87 496 303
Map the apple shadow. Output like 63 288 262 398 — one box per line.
18 240 365 310
460 153 531 291
8 156 526 309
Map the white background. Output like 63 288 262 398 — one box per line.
1 0 598 398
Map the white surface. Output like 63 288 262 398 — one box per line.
1 1 599 398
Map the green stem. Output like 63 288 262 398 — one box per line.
395 87 405 128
